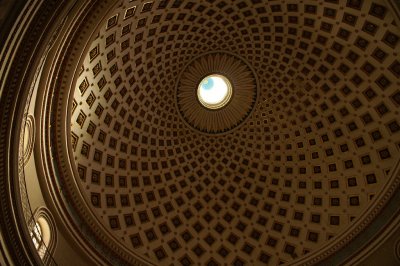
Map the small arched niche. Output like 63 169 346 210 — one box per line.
30 207 57 263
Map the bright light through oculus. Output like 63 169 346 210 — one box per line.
197 74 232 109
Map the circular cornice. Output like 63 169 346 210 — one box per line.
0 0 65 265
176 51 259 134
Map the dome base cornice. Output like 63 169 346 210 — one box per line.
0 0 66 265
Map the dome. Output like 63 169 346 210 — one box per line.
1 0 400 265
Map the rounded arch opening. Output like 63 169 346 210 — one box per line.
30 207 57 262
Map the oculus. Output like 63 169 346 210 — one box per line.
197 74 233 109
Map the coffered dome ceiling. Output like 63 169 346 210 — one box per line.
60 0 400 265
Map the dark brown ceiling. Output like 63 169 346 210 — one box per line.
67 0 400 265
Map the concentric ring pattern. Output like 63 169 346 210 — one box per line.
69 0 400 265
176 51 258 134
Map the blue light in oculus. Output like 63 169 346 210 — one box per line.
197 74 232 109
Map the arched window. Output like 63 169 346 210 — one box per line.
30 222 43 252
30 207 57 263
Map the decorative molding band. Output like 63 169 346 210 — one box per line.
0 0 65 265
385 0 400 27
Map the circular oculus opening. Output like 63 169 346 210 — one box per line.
197 74 232 109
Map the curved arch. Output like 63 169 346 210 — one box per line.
30 207 57 263
22 114 35 165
